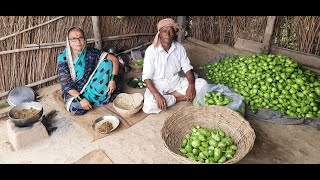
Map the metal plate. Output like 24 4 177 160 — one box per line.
7 86 36 107
92 115 120 134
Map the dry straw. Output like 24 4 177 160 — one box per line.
188 16 320 56
161 105 255 164
189 16 268 45
272 16 320 56
2 16 318 98
99 16 176 49
0 16 92 95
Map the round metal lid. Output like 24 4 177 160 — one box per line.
7 86 36 107
104 45 117 54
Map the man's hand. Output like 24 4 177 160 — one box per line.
80 98 92 110
185 84 196 102
144 79 167 110
185 70 196 102
154 93 167 110
108 80 116 94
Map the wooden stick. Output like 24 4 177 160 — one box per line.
177 16 187 43
23 36 133 48
186 37 226 53
116 41 152 55
0 33 156 55
102 33 155 40
24 39 96 48
0 16 65 41
0 75 58 98
0 44 68 55
91 16 102 50
24 43 65 48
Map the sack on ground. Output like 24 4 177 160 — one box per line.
193 83 245 116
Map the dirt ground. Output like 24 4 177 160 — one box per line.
0 41 319 164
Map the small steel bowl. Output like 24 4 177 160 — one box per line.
8 101 43 127
92 115 120 134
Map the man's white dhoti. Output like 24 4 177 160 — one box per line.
142 77 207 114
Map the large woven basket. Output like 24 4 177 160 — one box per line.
161 105 255 164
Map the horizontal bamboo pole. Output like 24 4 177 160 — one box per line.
0 75 58 98
186 37 226 53
116 41 152 55
0 33 156 55
0 16 65 41
102 33 155 40
24 33 155 48
0 44 70 55
24 37 131 48
0 39 153 97
24 39 96 48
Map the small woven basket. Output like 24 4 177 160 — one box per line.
113 93 144 117
161 105 255 164
129 61 143 73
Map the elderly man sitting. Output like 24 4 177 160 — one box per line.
142 18 208 114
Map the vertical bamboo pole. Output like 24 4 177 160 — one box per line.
91 16 102 50
177 16 187 43
262 16 277 53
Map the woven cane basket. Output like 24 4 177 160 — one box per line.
129 61 143 73
113 93 144 117
161 105 255 164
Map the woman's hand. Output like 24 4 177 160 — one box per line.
154 93 167 110
185 84 196 102
108 80 116 94
80 98 92 110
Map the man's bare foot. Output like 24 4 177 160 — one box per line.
170 91 187 102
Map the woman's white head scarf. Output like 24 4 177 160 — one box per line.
65 26 86 81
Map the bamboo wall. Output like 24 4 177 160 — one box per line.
272 16 320 56
188 16 268 45
0 16 92 95
0 16 319 97
99 16 176 50
188 16 320 56
0 16 176 96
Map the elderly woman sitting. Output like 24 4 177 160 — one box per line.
142 18 208 114
57 27 122 115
